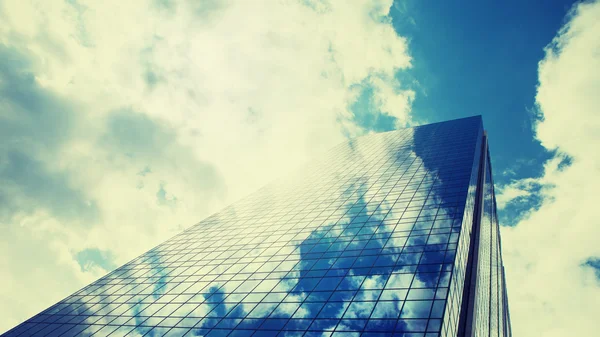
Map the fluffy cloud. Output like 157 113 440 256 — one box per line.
0 0 413 333
499 1 600 335
495 177 542 210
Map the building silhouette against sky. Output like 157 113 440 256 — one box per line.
4 116 511 337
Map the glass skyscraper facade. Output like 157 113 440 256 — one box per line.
4 116 511 337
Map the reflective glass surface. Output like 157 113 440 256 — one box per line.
5 117 509 337
469 152 511 337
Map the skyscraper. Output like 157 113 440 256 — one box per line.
4 116 511 337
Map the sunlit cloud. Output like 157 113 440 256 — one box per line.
0 0 414 332
499 1 600 335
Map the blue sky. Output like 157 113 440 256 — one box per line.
353 0 574 178
350 0 579 225
0 0 599 336
390 0 573 177
388 0 580 227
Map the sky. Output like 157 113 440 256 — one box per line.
0 0 598 336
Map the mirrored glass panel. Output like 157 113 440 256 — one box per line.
5 117 510 337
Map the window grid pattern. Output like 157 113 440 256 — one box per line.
438 129 483 337
470 151 510 337
5 117 487 337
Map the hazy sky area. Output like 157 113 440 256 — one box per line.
1 0 599 335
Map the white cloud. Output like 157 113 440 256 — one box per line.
495 177 544 209
0 0 414 332
500 1 600 336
